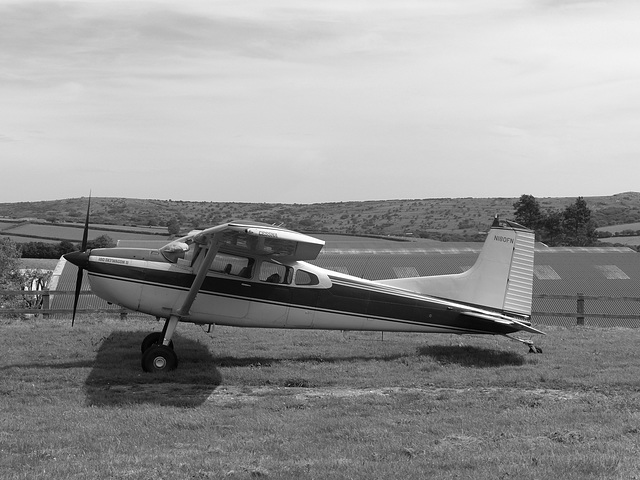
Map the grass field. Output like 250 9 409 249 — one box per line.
2 316 640 479
601 236 640 247
598 222 640 234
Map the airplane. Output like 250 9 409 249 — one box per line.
64 207 544 373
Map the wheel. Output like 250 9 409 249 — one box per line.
141 345 178 372
141 332 174 353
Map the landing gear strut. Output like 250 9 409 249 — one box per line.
139 238 222 373
140 332 174 353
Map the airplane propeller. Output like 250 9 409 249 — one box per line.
67 194 91 326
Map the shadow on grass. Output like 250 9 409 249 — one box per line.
0 359 96 370
85 331 222 407
418 344 526 367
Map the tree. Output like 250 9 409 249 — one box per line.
562 197 598 246
19 242 57 259
0 238 21 288
513 194 543 230
539 209 564 246
58 240 76 256
85 235 116 250
19 240 78 259
513 195 598 247
166 218 181 236
0 237 24 310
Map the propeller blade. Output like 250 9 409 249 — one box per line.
81 193 91 251
72 267 83 326
71 193 91 326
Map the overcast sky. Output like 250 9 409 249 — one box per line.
1 0 638 204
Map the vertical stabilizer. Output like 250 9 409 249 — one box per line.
378 218 535 316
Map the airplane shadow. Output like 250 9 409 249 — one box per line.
84 331 222 408
417 344 526 368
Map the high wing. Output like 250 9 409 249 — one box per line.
165 221 325 263
147 222 325 356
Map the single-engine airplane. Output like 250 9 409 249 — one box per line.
65 210 544 373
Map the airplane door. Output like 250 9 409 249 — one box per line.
285 269 321 328
245 261 292 327
189 276 251 321
246 283 291 327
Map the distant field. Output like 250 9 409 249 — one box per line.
18 258 60 270
598 222 640 233
2 317 639 479
54 222 169 235
1 223 170 244
597 222 640 246
601 236 640 246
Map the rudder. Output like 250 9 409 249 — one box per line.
378 217 535 316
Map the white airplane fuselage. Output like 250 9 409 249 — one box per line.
78 248 528 336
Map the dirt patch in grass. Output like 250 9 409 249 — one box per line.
207 384 597 405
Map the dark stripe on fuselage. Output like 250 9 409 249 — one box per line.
86 261 520 334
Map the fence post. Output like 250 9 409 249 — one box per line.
576 293 585 326
42 289 50 319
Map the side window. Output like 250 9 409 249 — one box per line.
295 270 319 286
210 254 253 278
259 261 291 284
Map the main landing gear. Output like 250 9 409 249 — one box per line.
141 316 180 373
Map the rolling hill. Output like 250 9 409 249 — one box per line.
1 192 639 243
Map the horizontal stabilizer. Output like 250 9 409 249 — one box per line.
461 310 546 335
510 319 546 335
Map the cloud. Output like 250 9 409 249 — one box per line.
1 0 639 203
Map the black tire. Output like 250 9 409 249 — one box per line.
141 332 174 353
141 345 178 372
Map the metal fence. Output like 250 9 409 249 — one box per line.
533 293 640 328
0 289 135 318
2 289 640 327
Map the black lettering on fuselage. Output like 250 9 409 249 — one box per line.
494 235 514 244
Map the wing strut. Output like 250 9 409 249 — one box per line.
160 235 221 346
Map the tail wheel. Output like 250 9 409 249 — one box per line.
141 345 178 372
141 332 174 353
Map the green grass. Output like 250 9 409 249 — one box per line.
2 317 640 479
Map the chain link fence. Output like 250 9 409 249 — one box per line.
533 294 640 328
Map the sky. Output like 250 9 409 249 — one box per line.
1 0 639 204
